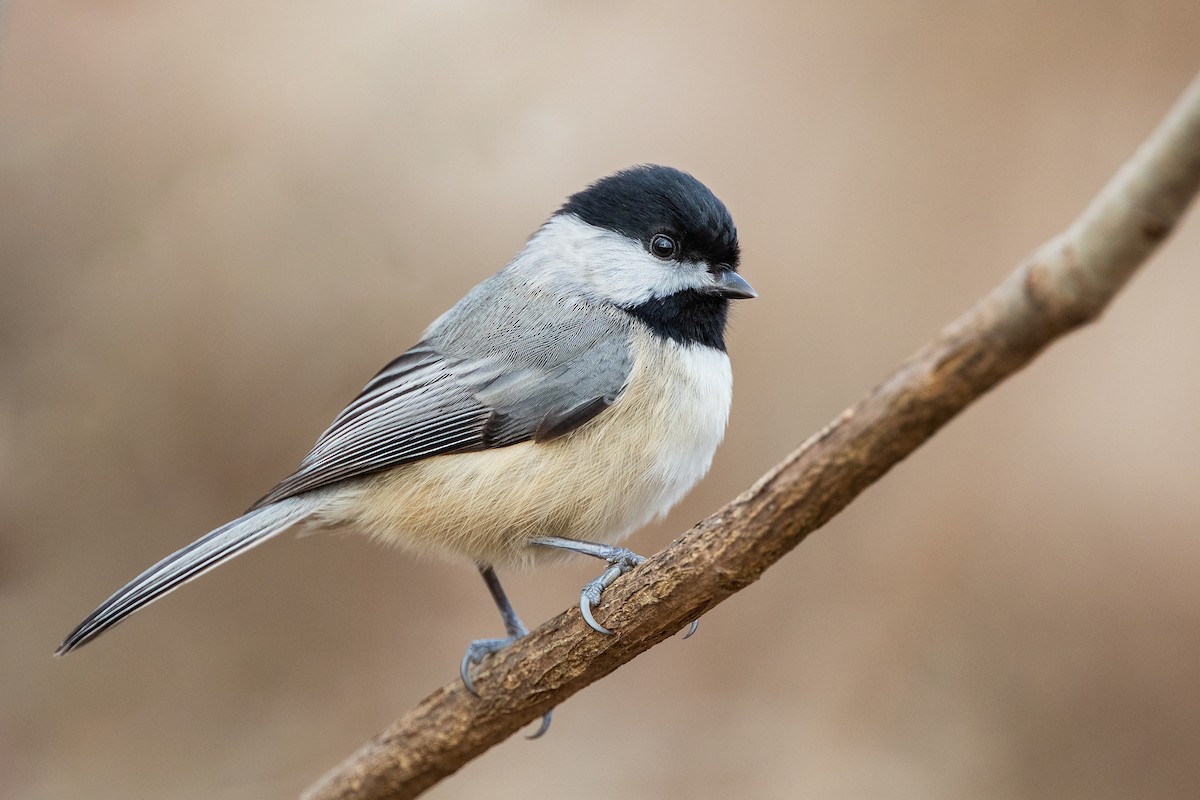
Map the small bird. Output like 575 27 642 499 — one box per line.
57 165 754 733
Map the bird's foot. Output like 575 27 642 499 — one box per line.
459 633 553 739
459 634 522 696
578 547 646 634
528 536 701 638
578 555 701 637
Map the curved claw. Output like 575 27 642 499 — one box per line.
460 636 521 695
525 709 554 740
682 619 700 639
580 588 612 635
460 650 481 696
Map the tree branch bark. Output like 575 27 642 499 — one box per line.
302 71 1200 800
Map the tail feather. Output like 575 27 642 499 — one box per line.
56 496 323 656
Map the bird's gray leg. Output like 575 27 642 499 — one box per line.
459 565 552 739
459 566 527 693
530 536 700 638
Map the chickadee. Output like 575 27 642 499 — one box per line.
57 165 754 728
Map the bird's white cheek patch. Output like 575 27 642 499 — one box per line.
518 215 711 308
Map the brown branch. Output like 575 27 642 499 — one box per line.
302 72 1200 800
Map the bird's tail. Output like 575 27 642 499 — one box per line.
56 495 326 656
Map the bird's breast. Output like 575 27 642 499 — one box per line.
332 329 732 568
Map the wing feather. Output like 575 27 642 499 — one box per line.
250 275 635 510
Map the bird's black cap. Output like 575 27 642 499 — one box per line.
558 165 740 271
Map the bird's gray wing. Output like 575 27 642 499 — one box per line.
250 277 633 509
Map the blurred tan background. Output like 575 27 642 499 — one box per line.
3 2 1200 798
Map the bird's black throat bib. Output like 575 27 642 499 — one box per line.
622 290 730 351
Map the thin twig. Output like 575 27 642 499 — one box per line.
302 71 1200 800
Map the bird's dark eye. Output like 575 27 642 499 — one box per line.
649 233 678 259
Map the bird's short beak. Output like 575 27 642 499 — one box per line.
710 268 757 300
